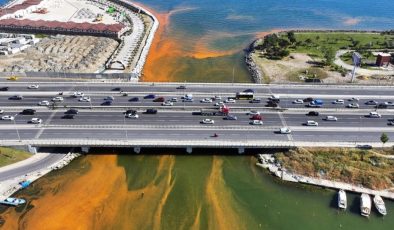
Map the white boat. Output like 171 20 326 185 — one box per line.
0 197 26 206
373 195 387 216
338 190 347 209
360 193 371 217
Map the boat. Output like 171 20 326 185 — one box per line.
0 197 26 206
373 195 387 216
338 190 347 209
360 193 371 217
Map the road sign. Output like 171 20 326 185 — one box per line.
352 52 362 66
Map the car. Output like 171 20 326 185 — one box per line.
176 85 187 90
129 97 139 102
153 97 165 102
170 98 178 102
368 112 381 118
79 96 91 102
324 115 338 121
27 84 39 89
101 100 113 106
348 97 359 101
65 109 78 115
61 114 75 119
332 99 344 104
9 95 23 100
144 94 155 99
384 101 394 106
214 102 224 106
250 120 263 125
266 101 278 107
214 95 222 101
365 100 378 105
0 87 9 91
307 103 322 108
387 121 394 126
375 103 388 109
162 101 173 106
279 127 291 134
303 97 314 103
1 115 14 120
201 119 214 124
7 76 18 81
30 118 42 124
73 91 84 97
200 98 213 103
243 89 255 93
181 94 193 100
183 98 194 102
356 144 372 150
124 109 137 115
250 98 261 103
112 87 121 91
347 103 359 108
293 99 304 104
145 109 158 114
248 110 260 115
250 114 263 120
52 97 64 102
306 111 319 116
223 115 237 120
104 96 114 101
38 100 50 106
125 113 139 119
304 120 318 126
225 98 236 103
0 110 4 114
20 109 36 115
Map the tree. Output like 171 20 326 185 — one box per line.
380 133 389 146
287 31 296 44
322 47 335 66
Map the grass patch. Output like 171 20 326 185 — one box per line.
285 67 329 82
0 147 32 167
276 147 394 190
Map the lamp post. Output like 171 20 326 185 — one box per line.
13 113 21 142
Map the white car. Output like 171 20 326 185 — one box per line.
324 116 338 121
125 113 139 119
30 118 42 124
200 98 213 103
347 103 359 108
201 119 214 124
170 98 178 102
249 110 260 115
368 112 381 118
279 127 291 134
215 102 224 107
27 84 39 89
73 91 84 97
79 96 91 102
162 101 173 106
0 109 4 114
1 115 14 121
225 98 236 103
384 101 394 106
38 100 50 106
332 99 344 104
304 120 318 126
250 120 263 125
292 99 304 104
52 96 64 102
214 95 222 100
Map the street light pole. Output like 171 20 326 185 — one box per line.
13 113 21 142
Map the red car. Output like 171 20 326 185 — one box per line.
153 97 165 102
250 114 263 120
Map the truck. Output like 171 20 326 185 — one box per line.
200 105 229 116
308 99 323 108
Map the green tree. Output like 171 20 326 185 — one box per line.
287 31 296 44
380 133 389 146
322 47 335 66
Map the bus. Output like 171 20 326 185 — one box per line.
236 92 254 100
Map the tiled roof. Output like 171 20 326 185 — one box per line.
0 0 42 17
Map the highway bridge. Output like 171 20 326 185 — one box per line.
1 77 394 153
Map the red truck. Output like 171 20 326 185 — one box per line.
250 114 263 120
200 105 230 116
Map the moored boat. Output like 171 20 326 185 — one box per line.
373 195 387 216
360 193 371 217
338 190 347 209
0 197 26 206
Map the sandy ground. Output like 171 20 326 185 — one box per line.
0 35 118 73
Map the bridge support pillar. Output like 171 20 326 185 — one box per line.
27 145 37 154
238 147 245 154
134 147 141 154
81 146 90 154
186 147 193 154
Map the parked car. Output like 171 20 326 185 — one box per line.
145 109 158 114
306 111 319 116
20 109 36 115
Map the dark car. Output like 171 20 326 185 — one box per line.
129 97 139 102
176 85 187 90
266 101 278 107
153 97 165 102
365 100 378 105
144 94 155 99
0 87 9 91
306 111 319 116
356 144 372 150
223 115 237 120
101 101 113 106
65 109 78 115
375 103 388 109
62 114 75 119
303 97 314 103
243 89 255 93
112 87 121 91
145 109 158 114
9 95 23 100
124 109 137 115
250 98 261 103
20 109 36 115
